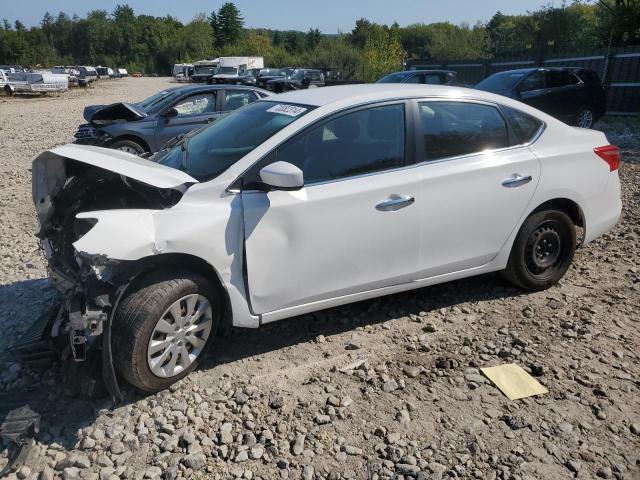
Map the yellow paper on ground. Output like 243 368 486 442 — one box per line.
480 364 548 401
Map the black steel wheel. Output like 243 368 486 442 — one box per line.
502 210 576 290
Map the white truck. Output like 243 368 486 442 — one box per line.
1 70 69 94
172 63 193 82
212 56 264 83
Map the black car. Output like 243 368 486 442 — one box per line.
256 68 295 89
475 67 606 128
74 84 270 154
266 69 325 92
377 70 462 86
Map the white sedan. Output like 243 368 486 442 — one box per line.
32 84 622 392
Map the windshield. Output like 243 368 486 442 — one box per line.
194 66 215 74
218 66 238 75
138 89 180 111
475 71 527 92
157 101 314 181
377 72 412 83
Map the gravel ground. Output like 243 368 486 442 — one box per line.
0 79 638 480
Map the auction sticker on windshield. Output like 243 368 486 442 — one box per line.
267 104 307 117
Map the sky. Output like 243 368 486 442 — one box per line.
4 0 578 32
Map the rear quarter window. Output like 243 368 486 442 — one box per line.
502 106 544 144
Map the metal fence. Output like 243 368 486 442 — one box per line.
407 45 640 115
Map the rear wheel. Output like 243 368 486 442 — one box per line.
576 106 596 129
113 269 220 392
501 210 576 291
110 138 146 155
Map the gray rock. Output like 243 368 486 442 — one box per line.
292 434 305 455
234 450 249 463
62 467 80 480
342 445 363 456
315 414 331 425
183 453 207 469
39 467 54 480
630 423 640 435
220 423 234 444
382 379 399 393
403 365 421 378
302 465 314 480
596 466 613 478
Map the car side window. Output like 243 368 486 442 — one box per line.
547 70 580 88
224 90 257 111
277 103 405 184
405 74 424 84
418 101 510 161
424 74 441 85
518 71 546 92
501 106 543 144
173 93 216 116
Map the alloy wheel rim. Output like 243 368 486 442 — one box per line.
147 294 213 378
578 109 593 128
118 145 140 154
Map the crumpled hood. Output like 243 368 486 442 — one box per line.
32 144 197 233
83 102 147 124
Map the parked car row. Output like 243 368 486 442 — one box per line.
1 64 131 95
378 66 607 129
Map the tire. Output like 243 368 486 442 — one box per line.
110 138 146 155
501 210 576 291
576 105 596 129
113 269 221 393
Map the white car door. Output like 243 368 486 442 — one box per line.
412 99 541 278
241 102 423 314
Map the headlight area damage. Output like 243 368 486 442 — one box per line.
14 144 197 402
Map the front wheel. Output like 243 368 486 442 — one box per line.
113 270 220 392
110 138 146 155
501 210 576 291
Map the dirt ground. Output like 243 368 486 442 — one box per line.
0 78 638 480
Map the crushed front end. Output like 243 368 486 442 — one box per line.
14 145 192 401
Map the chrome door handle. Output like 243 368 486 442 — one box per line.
502 174 532 188
375 194 415 211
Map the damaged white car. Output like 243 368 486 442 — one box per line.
26 84 622 395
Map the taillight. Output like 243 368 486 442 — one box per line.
594 145 620 171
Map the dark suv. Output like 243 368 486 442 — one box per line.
266 69 325 92
377 70 462 86
475 67 606 128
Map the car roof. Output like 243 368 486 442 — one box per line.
170 84 264 93
400 70 456 74
270 84 502 107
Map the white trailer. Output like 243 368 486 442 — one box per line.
213 56 264 81
1 70 69 94
172 63 193 82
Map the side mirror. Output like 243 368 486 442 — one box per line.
162 107 179 118
259 161 304 190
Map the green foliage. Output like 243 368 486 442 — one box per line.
214 2 244 49
358 25 405 82
0 1 638 78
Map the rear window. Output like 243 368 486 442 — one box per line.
502 106 544 144
418 101 510 161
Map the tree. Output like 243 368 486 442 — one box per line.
598 0 640 46
208 11 218 50
359 25 405 82
285 31 305 54
216 2 244 48
306 28 322 50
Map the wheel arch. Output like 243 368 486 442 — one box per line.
109 134 151 153
530 197 584 229
122 253 232 328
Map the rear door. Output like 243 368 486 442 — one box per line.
154 91 219 149
411 99 541 277
241 102 423 314
220 89 260 114
544 69 583 122
516 70 551 113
